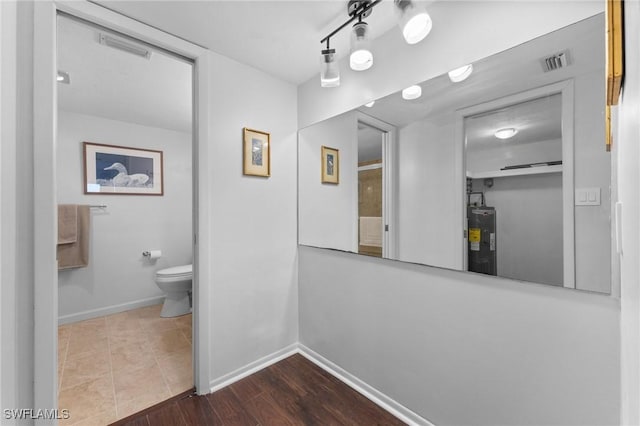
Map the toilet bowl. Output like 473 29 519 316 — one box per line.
155 264 192 317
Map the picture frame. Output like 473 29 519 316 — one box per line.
606 0 623 107
321 145 339 184
83 141 164 195
243 127 271 177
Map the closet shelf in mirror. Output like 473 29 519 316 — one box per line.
466 164 563 179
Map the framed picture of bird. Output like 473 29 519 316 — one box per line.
83 142 164 195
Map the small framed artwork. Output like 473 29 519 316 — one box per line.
321 145 339 184
243 127 271 177
83 142 164 195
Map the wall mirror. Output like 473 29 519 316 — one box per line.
298 13 611 294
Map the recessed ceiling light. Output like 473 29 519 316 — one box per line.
402 85 422 100
448 64 473 83
364 101 375 108
494 128 518 139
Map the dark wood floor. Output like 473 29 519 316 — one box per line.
111 353 406 426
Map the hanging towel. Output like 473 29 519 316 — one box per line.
359 216 383 247
57 205 90 269
57 204 78 244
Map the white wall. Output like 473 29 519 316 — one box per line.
467 138 561 173
207 50 299 382
1 0 18 418
468 138 564 286
299 111 358 252
573 70 611 293
1 0 35 418
397 116 459 269
473 174 564 286
299 246 620 426
297 2 619 424
618 1 640 424
56 111 192 322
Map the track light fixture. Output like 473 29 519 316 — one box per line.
319 0 433 87
320 41 340 87
394 0 432 45
350 20 373 71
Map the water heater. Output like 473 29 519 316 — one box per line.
467 206 497 276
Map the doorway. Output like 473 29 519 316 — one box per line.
456 81 575 288
357 122 384 257
355 113 396 260
33 1 212 418
55 14 194 422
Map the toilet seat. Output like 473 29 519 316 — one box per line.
156 264 192 282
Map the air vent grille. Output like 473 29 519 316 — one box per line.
541 50 570 72
99 34 151 60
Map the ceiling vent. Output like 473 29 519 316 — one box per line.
541 50 571 72
99 33 151 60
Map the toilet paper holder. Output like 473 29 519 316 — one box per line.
142 250 162 259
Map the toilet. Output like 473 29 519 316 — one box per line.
155 264 192 317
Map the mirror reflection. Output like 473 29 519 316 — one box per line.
465 94 564 286
298 14 611 293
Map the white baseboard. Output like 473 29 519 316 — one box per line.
298 344 434 426
209 343 298 392
58 295 165 325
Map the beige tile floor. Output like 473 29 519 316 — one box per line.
57 304 192 426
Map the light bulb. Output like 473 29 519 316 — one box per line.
396 1 432 45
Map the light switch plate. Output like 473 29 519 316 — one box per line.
575 187 601 206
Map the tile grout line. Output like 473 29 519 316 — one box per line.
106 316 120 421
146 319 179 399
58 326 70 396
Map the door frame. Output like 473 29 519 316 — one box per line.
356 112 397 259
454 80 576 287
33 0 213 413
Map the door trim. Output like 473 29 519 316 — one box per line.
454 80 575 287
356 112 397 259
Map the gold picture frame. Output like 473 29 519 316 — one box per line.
243 127 271 177
606 0 623 107
321 146 339 184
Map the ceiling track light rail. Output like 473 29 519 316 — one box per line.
320 0 381 48
319 0 432 87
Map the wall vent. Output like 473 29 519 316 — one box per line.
541 50 571 72
99 33 152 60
